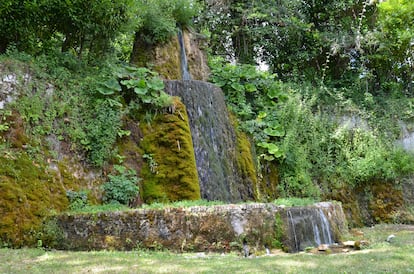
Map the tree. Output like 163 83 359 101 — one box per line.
0 0 137 58
363 0 414 95
43 0 137 57
130 0 201 64
0 0 42 53
199 0 375 82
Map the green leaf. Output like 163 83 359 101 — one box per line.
261 154 275 161
245 83 257 92
141 95 153 104
97 79 121 95
257 112 267 120
104 79 122 91
106 98 123 108
134 87 148 95
121 78 146 89
267 85 281 99
97 87 114 95
267 144 281 156
258 142 284 158
147 77 164 91
264 126 284 137
231 83 245 92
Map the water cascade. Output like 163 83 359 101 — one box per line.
159 28 257 202
286 206 334 252
165 80 254 201
177 28 191 80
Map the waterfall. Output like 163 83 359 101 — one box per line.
287 210 299 252
318 208 333 245
311 219 322 246
165 80 254 202
177 28 191 80
286 206 334 252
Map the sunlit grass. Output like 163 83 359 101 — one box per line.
65 198 323 215
65 203 131 214
141 199 228 210
272 197 318 207
1 224 413 274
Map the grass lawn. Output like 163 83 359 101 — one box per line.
1 224 413 273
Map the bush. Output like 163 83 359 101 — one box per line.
66 190 89 211
135 0 201 44
102 165 140 205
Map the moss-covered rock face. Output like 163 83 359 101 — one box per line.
130 35 181 80
0 152 66 246
0 109 101 247
0 145 103 247
182 30 210 81
130 30 210 81
326 179 414 227
139 97 200 202
258 162 280 201
232 118 259 200
327 186 364 227
368 182 404 223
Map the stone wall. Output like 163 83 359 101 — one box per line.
55 202 347 253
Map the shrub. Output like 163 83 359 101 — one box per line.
102 165 140 205
66 190 89 211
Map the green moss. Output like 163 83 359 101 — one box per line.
0 152 68 247
152 37 181 80
230 113 280 201
139 97 200 202
327 186 364 227
0 115 100 247
369 182 404 223
271 213 285 249
130 37 181 80
258 162 280 201
235 128 258 199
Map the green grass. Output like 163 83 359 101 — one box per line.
65 203 131 214
272 197 318 207
65 198 317 215
66 200 230 214
141 199 227 210
1 224 413 273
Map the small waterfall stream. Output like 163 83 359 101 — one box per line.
165 80 253 201
164 29 254 202
177 28 191 80
286 206 334 252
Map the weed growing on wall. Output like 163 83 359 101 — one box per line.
66 190 89 211
102 165 140 205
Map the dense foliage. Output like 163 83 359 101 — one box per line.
209 59 414 198
1 0 413 224
199 0 413 96
0 0 201 60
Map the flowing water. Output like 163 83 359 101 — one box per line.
177 29 191 80
165 81 254 202
286 206 334 252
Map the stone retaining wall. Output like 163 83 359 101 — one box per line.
56 202 347 253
